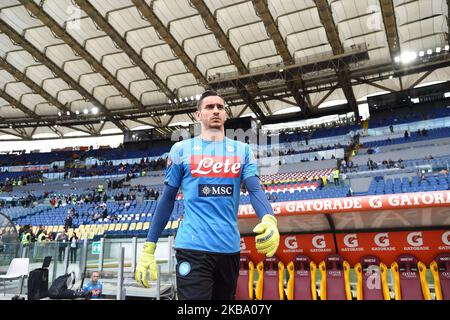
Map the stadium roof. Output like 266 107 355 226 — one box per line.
0 0 449 140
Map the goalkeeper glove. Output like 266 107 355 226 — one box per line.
253 214 280 257
135 241 157 287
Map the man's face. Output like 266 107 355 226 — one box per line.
195 95 226 131
91 272 99 283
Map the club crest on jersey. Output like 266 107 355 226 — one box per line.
190 155 241 178
178 261 191 276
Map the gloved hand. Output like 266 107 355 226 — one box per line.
135 242 157 287
253 214 280 257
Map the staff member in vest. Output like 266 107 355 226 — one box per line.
135 91 280 300
333 168 340 186
37 230 47 257
21 226 32 247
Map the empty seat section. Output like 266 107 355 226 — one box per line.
235 256 254 300
391 254 431 300
430 253 450 300
319 254 352 300
355 255 390 300
256 256 284 300
286 254 317 300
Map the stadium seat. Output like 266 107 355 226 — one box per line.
235 256 254 300
354 255 390 300
255 256 285 300
391 254 431 300
319 254 352 300
430 253 450 300
286 254 317 300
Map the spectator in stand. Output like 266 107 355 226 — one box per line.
340 159 347 173
101 203 108 219
149 188 155 199
64 214 73 231
69 232 79 264
347 160 354 172
92 211 101 222
404 130 409 140
50 195 56 208
55 230 68 262
46 231 54 241
318 178 324 190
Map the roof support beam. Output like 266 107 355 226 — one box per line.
64 125 93 136
252 0 310 116
262 94 299 107
407 69 434 89
0 87 40 119
312 85 338 110
0 129 23 138
353 77 395 93
191 0 266 121
237 83 267 120
191 0 247 74
379 0 401 62
0 19 127 132
0 57 71 114
163 114 175 127
20 0 145 110
133 118 157 128
448 0 450 47
82 123 97 136
74 0 176 100
13 127 29 139
132 0 207 87
314 0 359 120
48 125 64 138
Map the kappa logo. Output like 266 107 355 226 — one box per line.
285 236 298 250
442 231 450 246
374 233 390 247
312 235 326 249
407 232 423 247
343 234 358 248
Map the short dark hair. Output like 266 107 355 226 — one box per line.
196 90 223 110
